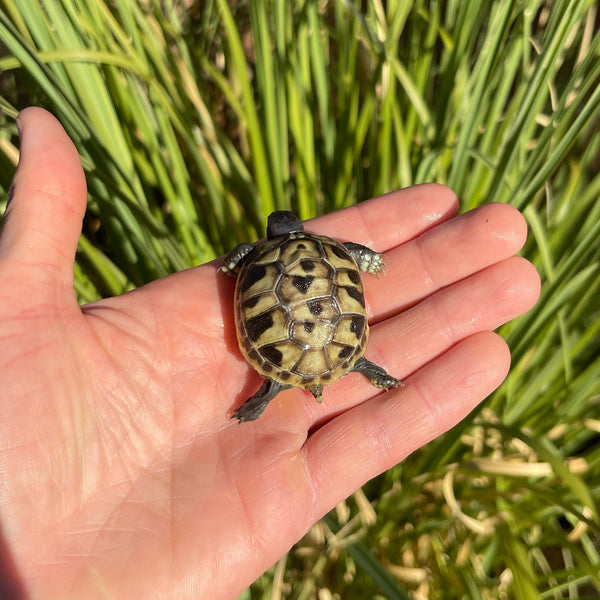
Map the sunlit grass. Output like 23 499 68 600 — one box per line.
1 0 599 597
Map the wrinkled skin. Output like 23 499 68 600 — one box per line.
0 108 540 599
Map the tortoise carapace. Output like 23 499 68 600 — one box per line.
221 210 403 422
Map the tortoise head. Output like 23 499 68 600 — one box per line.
266 211 305 238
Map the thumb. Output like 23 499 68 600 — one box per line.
0 107 87 300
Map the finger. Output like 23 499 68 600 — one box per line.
305 255 540 423
302 331 510 516
0 107 87 294
306 183 459 251
364 202 529 320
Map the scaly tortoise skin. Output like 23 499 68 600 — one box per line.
222 211 403 422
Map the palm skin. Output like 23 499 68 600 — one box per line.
0 108 540 599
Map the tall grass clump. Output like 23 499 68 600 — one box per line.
1 0 599 597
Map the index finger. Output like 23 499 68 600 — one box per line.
305 184 459 252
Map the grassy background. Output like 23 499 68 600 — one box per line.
1 0 600 597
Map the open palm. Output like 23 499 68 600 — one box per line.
0 108 540 599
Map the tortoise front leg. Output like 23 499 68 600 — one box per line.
343 242 385 275
351 357 403 390
220 242 256 277
233 378 292 422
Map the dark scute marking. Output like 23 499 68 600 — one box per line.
345 285 365 307
247 349 260 361
242 296 260 309
348 270 361 285
303 322 315 333
308 301 323 315
320 373 332 381
302 376 315 384
241 264 267 292
261 362 273 372
293 275 313 294
338 346 353 359
261 345 283 366
300 259 316 272
297 243 307 249
246 311 274 341
279 371 291 381
331 244 350 260
350 316 365 338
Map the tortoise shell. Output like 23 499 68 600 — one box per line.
235 232 369 388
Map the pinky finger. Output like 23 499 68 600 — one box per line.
302 331 511 520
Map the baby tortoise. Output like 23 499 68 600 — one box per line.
222 210 403 422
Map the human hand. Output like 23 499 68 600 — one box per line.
0 108 540 599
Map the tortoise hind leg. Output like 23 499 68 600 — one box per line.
233 378 292 423
351 357 403 390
